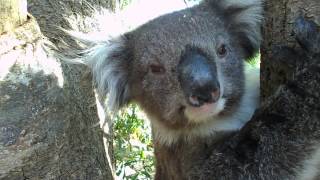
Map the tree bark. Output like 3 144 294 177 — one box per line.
0 1 114 179
27 0 120 172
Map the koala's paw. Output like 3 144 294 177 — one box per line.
293 16 320 55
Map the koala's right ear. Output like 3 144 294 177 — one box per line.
69 34 132 113
225 0 263 59
208 0 263 59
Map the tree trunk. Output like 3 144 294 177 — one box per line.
27 0 120 172
0 0 114 179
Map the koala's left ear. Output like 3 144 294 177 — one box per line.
212 0 263 59
91 36 132 112
92 36 132 112
69 34 132 112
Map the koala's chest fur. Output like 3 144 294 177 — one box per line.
153 132 233 180
154 138 216 180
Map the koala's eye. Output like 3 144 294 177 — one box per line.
150 64 165 74
217 44 227 57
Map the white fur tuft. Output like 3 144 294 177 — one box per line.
84 37 129 112
212 0 263 52
227 0 263 49
296 145 320 180
68 34 129 113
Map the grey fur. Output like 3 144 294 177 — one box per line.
82 37 131 112
207 0 263 57
63 0 265 179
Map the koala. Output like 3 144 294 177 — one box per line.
64 0 262 179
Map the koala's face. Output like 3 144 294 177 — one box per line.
87 0 261 131
126 6 249 129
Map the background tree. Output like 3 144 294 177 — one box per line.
0 0 115 179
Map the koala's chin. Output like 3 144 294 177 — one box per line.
184 97 226 124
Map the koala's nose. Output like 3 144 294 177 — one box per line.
189 84 220 107
178 48 220 107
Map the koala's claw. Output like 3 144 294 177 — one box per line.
293 16 320 55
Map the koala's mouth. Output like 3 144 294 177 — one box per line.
183 98 226 124
188 91 220 107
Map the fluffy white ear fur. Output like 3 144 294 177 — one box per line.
224 0 263 44
75 35 130 113
210 0 263 57
55 30 130 113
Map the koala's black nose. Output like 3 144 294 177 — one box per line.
189 85 220 106
178 48 220 107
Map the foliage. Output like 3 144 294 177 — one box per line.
114 104 154 180
120 0 134 10
247 52 261 68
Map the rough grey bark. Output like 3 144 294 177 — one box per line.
27 0 117 45
27 0 119 172
0 1 115 179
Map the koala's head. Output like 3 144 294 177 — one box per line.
82 0 262 132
